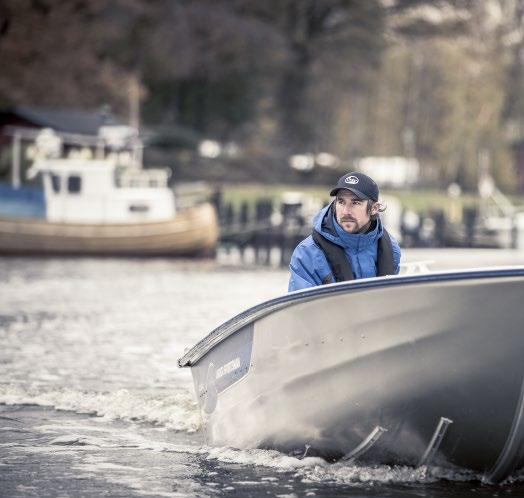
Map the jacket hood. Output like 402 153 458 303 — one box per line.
313 202 383 252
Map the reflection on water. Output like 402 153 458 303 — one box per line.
1 252 524 497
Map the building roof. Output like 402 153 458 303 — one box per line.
1 106 121 136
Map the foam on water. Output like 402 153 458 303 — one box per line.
204 446 326 470
71 452 198 498
0 401 497 493
0 381 492 488
4 404 482 488
202 446 480 485
0 386 201 432
16 422 482 488
299 461 480 485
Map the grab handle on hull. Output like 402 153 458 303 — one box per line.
301 444 311 459
341 426 388 462
417 416 453 467
483 375 524 484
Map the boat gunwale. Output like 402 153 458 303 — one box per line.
178 266 524 367
0 202 215 229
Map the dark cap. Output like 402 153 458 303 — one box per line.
329 172 379 201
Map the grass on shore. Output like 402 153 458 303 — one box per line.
218 183 494 213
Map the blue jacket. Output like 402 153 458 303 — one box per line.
288 203 401 292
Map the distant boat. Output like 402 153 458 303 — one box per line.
179 268 524 483
0 127 217 256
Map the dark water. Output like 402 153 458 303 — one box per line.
1 253 524 497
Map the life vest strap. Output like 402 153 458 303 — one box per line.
312 228 395 282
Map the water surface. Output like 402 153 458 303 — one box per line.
1 252 524 497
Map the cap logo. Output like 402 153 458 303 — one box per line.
345 175 359 185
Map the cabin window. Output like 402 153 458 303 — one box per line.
67 175 82 193
51 174 61 193
129 204 150 213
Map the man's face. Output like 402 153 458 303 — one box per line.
334 190 378 233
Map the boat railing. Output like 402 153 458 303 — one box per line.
399 260 434 274
5 125 145 189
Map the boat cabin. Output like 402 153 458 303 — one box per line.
29 156 175 224
25 128 176 224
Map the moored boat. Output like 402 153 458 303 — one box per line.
179 268 524 483
0 203 217 256
0 127 218 256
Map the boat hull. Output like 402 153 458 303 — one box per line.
0 203 218 256
180 269 524 482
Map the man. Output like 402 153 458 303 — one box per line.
288 172 401 291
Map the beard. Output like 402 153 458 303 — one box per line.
338 216 360 233
337 215 371 234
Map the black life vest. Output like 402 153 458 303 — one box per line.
312 228 395 283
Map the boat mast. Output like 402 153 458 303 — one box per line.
11 131 21 189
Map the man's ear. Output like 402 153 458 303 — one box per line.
370 202 380 215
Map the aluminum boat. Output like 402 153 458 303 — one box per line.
179 268 524 483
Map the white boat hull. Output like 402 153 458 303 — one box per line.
179 268 524 482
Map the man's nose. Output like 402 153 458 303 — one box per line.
342 203 353 214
